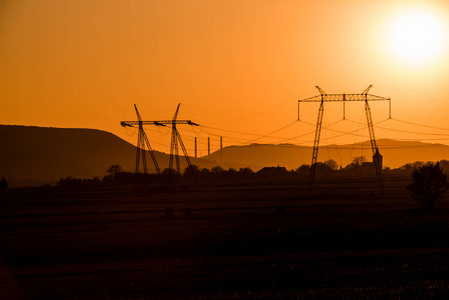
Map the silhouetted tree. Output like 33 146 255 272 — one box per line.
200 168 210 174
183 164 200 183
351 156 366 167
57 176 82 188
406 162 448 208
239 167 255 177
184 164 200 176
57 176 101 188
314 162 334 175
210 166 225 180
92 176 101 185
412 161 425 169
224 168 238 180
106 164 123 177
200 168 211 180
161 168 180 186
162 168 175 176
295 164 310 176
439 159 449 174
211 166 224 173
324 159 339 171
0 177 8 189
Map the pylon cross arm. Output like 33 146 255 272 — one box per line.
299 94 390 102
120 120 199 127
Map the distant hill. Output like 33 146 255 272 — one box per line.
0 125 227 186
2 125 449 187
205 139 449 171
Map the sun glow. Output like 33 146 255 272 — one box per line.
388 8 448 66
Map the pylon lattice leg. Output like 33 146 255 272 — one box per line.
142 129 160 174
365 101 384 192
177 130 192 167
308 101 324 192
135 133 141 173
174 131 180 174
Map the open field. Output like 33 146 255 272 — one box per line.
2 176 449 298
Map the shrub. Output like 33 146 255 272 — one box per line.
406 162 448 208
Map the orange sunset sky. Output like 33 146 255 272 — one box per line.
1 0 449 156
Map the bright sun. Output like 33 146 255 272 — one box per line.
388 9 447 66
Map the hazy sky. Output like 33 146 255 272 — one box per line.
2 0 449 156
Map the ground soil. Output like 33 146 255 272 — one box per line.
1 175 449 299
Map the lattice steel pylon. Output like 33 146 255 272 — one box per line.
120 104 199 174
121 103 200 175
121 105 161 174
364 87 384 192
169 104 194 174
309 99 324 191
299 85 390 193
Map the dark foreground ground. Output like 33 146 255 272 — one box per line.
2 176 449 299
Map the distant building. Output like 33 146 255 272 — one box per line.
360 150 383 174
373 149 383 170
256 166 289 179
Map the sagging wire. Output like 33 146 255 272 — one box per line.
245 121 298 144
324 113 343 168
347 110 366 166
390 118 449 131
123 125 137 137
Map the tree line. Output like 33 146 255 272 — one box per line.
3 157 448 209
50 157 449 188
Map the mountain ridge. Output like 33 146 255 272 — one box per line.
1 124 449 186
206 139 449 170
0 125 227 186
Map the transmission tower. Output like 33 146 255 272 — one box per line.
169 103 197 174
120 105 161 174
298 85 391 192
121 103 199 174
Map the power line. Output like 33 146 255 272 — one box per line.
376 125 449 136
245 121 298 144
389 118 449 132
122 106 449 154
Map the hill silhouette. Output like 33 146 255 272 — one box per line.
2 125 449 186
0 125 226 186
207 139 449 170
